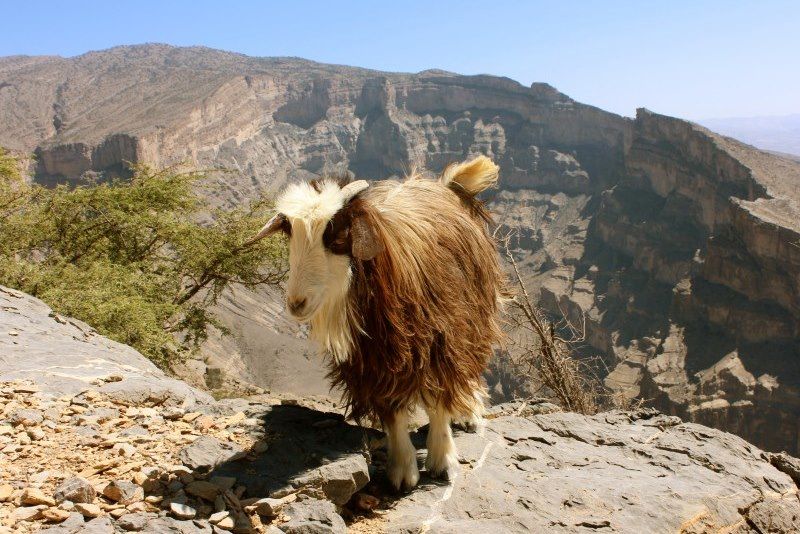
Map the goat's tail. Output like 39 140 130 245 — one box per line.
440 155 499 197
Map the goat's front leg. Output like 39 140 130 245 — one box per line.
384 410 419 491
424 403 460 480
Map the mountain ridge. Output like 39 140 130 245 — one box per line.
1 44 799 454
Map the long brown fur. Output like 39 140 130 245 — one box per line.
326 176 506 425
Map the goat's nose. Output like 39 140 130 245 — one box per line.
288 297 307 315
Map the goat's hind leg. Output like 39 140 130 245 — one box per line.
424 403 460 480
454 390 486 434
384 410 419 491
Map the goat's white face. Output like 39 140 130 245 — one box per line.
250 179 374 322
284 218 350 321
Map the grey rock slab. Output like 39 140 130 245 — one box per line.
102 479 144 504
178 436 245 472
384 409 800 533
41 512 86 533
0 285 212 407
6 408 44 426
117 512 158 531
280 498 346 534
75 516 114 534
209 405 380 498
123 517 213 533
289 455 370 505
54 477 97 504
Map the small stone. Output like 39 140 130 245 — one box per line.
0 483 12 501
138 407 158 418
81 516 115 534
75 502 103 517
13 505 47 521
102 480 143 505
166 479 183 494
141 466 161 479
163 407 184 420
126 501 147 513
181 412 201 422
8 408 44 426
27 427 45 441
54 477 97 504
18 432 31 445
170 502 197 519
144 495 162 504
225 412 246 427
13 383 40 393
210 476 237 491
186 480 220 501
195 415 215 430
112 442 137 457
252 440 269 454
110 507 129 518
22 486 56 506
209 510 229 524
30 470 51 485
117 512 155 531
353 492 379 511
168 464 193 475
215 515 235 531
253 497 285 517
42 507 72 522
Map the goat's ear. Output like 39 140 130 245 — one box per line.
245 213 287 245
350 213 382 261
440 155 499 195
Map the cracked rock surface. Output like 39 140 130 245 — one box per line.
2 286 800 533
381 406 800 533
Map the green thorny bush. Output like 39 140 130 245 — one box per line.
0 148 287 367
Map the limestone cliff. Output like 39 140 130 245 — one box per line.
1 44 799 454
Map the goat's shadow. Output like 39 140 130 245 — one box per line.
209 404 378 496
209 404 453 503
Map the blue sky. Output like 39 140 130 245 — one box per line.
2 1 798 120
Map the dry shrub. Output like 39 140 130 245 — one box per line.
498 232 635 415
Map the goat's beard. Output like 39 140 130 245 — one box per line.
299 256 356 364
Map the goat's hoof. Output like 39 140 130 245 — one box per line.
455 415 483 434
425 452 460 481
388 455 420 491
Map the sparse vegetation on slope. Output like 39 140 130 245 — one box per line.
0 149 286 367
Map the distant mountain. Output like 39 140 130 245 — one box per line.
700 114 800 156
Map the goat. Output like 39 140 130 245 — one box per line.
250 156 506 490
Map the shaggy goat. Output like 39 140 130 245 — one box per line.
250 156 505 489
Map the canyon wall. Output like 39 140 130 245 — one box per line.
1 44 798 452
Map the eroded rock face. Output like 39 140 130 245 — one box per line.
2 291 799 534
1 44 800 453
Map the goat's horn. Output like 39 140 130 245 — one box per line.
340 180 369 202
245 213 285 245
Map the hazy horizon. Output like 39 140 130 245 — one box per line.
2 1 799 121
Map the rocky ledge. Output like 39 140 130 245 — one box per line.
2 285 800 533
